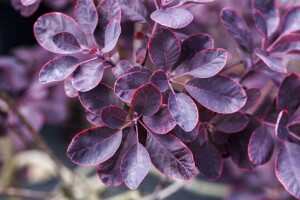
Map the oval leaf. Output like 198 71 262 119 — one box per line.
39 56 79 84
121 143 151 189
75 0 98 36
97 128 135 186
255 48 286 73
185 75 247 114
281 6 300 34
275 110 290 141
101 106 128 129
253 9 268 38
150 70 169 92
34 12 88 54
102 20 121 53
151 8 193 29
211 112 249 134
248 126 274 165
185 48 227 78
148 28 181 70
64 76 78 98
143 105 176 134
120 0 148 23
114 71 151 103
173 122 200 142
131 83 162 116
195 141 223 181
220 8 253 53
72 59 104 92
67 126 122 166
169 93 198 132
276 142 300 199
269 33 300 54
79 83 123 115
241 88 261 111
146 133 195 180
86 111 103 126
164 0 214 8
277 73 300 114
52 32 82 53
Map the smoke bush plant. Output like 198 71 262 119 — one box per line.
15 0 299 197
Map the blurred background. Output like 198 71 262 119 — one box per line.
0 0 299 199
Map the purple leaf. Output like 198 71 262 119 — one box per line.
148 28 181 71
135 48 147 65
288 121 300 136
151 8 193 29
179 48 227 78
281 6 300 34
131 83 162 116
185 75 247 114
146 133 195 180
94 0 121 50
253 9 268 38
195 141 223 181
74 0 98 36
164 0 214 8
121 143 151 189
112 60 133 78
119 0 148 23
174 33 214 72
255 48 286 73
211 112 249 134
150 70 169 92
269 33 300 54
253 0 279 37
114 71 151 103
275 110 290 141
52 32 82 53
86 111 103 126
39 56 80 84
277 73 300 114
102 20 121 53
64 77 78 98
21 0 38 6
276 141 300 199
34 13 88 54
11 0 40 17
79 83 123 115
67 126 122 166
100 106 128 129
173 122 200 142
143 105 176 134
169 93 198 132
241 88 261 111
71 59 104 92
220 8 253 53
248 126 274 165
97 128 135 186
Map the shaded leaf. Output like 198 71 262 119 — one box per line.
67 126 122 166
220 8 253 53
150 70 169 92
114 71 151 103
121 143 150 189
164 0 214 8
146 133 195 180
195 141 223 181
281 6 300 34
143 105 176 134
97 128 135 186
277 73 300 114
52 32 82 53
169 93 198 132
112 60 133 78
120 0 148 23
64 77 78 98
248 126 274 165
253 9 268 38
39 56 79 84
211 112 249 134
11 0 40 17
79 83 123 115
72 59 104 92
173 122 200 142
275 110 290 141
102 20 121 53
241 88 261 111
86 111 103 126
185 75 247 114
75 0 98 36
270 33 300 54
131 83 162 116
151 8 193 29
101 106 128 129
148 28 181 70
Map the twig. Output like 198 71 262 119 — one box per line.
0 187 59 200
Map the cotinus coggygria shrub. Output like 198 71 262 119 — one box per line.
24 0 300 198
